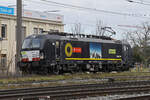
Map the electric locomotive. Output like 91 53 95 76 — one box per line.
18 32 133 74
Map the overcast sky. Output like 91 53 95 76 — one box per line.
1 0 150 39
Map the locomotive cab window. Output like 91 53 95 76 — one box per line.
22 38 41 49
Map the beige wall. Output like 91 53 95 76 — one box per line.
0 20 1 37
0 14 64 75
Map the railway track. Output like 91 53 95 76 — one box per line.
117 95 150 100
1 75 150 87
0 81 150 100
1 72 150 79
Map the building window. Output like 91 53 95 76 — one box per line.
1 54 7 67
50 29 59 32
39 28 43 34
1 24 7 38
34 28 38 34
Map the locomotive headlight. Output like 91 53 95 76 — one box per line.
40 52 44 59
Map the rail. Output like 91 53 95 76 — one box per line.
0 81 150 100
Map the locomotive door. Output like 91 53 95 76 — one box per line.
123 44 129 62
55 41 60 61
49 41 55 62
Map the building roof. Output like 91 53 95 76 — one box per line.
26 32 121 44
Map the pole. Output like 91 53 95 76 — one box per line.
16 0 22 74
0 20 1 68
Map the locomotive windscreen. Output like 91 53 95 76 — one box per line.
22 38 41 49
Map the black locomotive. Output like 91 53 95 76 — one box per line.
18 32 133 74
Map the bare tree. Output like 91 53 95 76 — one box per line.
71 23 84 35
126 22 150 46
125 22 150 67
7 41 16 76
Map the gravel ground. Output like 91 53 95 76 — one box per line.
76 93 150 100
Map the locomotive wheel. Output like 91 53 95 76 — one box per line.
77 66 82 72
21 67 28 75
21 64 31 75
70 69 76 74
53 65 61 75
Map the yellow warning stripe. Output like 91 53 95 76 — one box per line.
65 58 121 61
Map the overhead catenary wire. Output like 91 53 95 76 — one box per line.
138 0 150 3
23 0 150 33
127 0 150 6
40 0 129 15
40 0 150 19
65 22 141 33
24 0 142 33
24 0 150 19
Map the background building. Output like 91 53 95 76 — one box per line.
0 6 64 75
